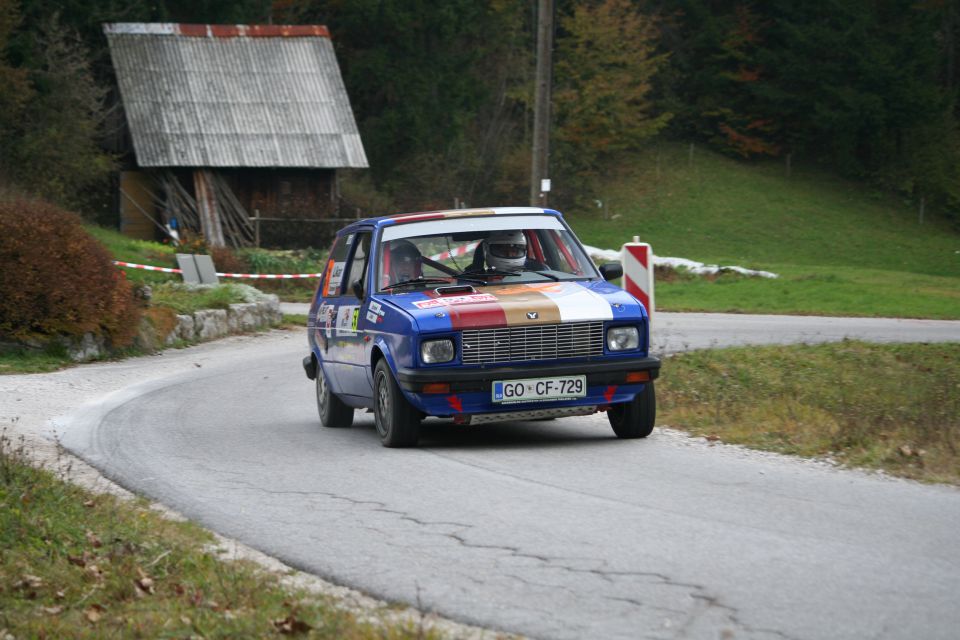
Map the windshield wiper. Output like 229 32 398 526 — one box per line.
530 270 561 281
444 272 487 284
381 277 451 291
454 269 521 279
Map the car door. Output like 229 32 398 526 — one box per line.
332 230 374 400
313 232 352 394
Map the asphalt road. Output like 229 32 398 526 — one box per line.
58 314 960 639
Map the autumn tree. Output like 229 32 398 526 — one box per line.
552 0 671 190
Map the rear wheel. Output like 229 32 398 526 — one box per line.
608 381 656 439
316 366 353 428
373 359 421 447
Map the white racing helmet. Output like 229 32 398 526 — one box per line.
484 230 527 271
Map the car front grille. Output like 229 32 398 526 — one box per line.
460 321 605 364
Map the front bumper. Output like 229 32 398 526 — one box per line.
397 356 660 418
395 355 660 393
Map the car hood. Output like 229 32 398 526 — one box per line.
380 280 643 331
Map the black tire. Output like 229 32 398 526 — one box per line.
608 381 656 439
373 359 421 447
316 365 354 428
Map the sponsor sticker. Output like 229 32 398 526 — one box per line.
412 293 498 309
366 300 386 324
327 261 346 293
336 305 360 336
318 303 335 338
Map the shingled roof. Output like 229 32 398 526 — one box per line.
104 23 368 169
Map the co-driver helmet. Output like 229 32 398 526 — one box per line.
387 239 422 284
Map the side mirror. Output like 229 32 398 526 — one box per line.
599 263 622 281
352 280 365 300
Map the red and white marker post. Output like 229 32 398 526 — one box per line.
620 237 655 325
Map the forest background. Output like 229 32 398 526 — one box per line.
1 0 958 228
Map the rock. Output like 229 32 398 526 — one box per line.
63 333 107 362
194 309 229 341
228 303 259 332
173 314 195 343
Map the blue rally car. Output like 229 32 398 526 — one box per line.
303 207 661 447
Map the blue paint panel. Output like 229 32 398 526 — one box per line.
380 292 455 333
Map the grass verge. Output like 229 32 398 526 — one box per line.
0 431 442 639
0 343 74 374
0 343 154 376
658 341 960 484
653 264 960 319
149 282 255 315
282 314 309 328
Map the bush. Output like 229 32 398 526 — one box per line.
0 198 141 345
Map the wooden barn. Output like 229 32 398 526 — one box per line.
104 23 368 248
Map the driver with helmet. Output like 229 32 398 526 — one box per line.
481 229 528 272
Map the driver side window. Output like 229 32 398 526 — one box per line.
345 233 371 299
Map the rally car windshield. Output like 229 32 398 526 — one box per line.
376 218 598 292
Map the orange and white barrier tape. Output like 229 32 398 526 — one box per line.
429 241 480 261
113 260 323 279
113 260 182 274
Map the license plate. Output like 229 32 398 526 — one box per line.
492 375 586 403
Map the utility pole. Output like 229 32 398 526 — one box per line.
530 0 554 207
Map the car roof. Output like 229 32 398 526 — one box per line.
336 207 563 236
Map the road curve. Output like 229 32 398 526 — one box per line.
58 314 960 639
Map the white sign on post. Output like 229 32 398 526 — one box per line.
176 253 219 285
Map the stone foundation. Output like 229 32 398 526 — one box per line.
61 295 282 362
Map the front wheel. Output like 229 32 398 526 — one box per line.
608 381 656 439
373 359 421 447
316 366 353 428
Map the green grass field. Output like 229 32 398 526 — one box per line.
566 144 960 318
85 225 179 286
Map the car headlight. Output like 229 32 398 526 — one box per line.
421 338 455 364
607 326 639 351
